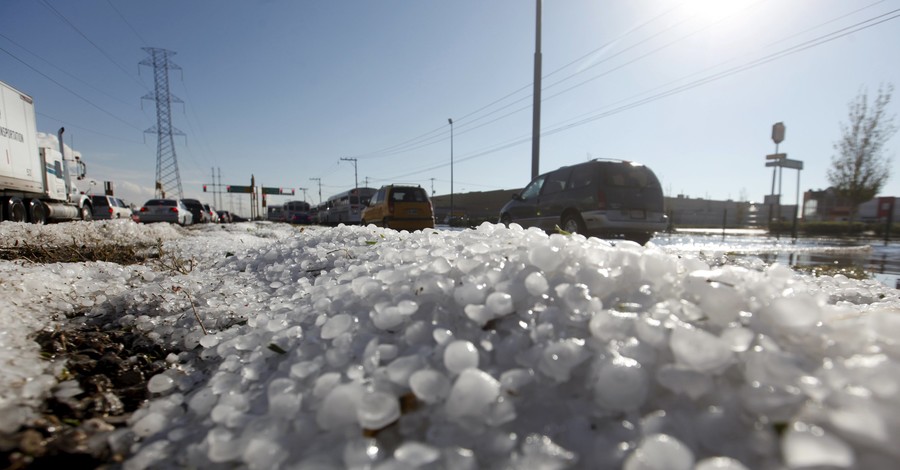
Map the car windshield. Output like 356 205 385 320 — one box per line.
604 165 660 189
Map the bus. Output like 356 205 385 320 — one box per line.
283 200 312 224
320 187 376 225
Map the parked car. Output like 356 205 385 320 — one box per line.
90 195 133 220
203 203 220 223
361 185 435 231
498 159 667 245
216 210 232 223
181 199 209 223
136 199 193 225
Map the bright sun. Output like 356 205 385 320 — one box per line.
680 0 757 23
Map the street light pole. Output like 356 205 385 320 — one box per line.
310 177 321 205
448 118 454 225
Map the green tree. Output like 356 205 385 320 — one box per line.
827 84 896 222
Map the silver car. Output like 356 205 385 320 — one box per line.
90 195 133 220
137 199 193 225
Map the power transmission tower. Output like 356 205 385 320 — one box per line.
140 47 184 199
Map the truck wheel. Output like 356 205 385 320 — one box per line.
80 204 93 221
28 199 48 225
8 199 27 223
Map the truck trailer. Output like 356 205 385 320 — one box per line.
1 80 92 223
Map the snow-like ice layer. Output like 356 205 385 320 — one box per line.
1 220 899 469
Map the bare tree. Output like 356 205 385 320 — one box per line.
827 84 896 222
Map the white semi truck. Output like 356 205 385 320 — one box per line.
1 80 92 223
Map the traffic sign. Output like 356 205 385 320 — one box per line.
765 158 803 170
261 187 295 195
766 153 786 160
772 122 785 144
227 185 253 193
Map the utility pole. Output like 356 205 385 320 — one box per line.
340 157 358 194
298 187 308 203
531 0 542 180
430 177 435 196
217 167 223 208
310 177 322 205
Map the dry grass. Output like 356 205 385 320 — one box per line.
0 238 153 265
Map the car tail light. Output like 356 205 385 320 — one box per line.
597 190 607 210
108 207 114 214
170 207 179 213
140 207 148 212
388 196 394 215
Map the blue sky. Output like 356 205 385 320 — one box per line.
2 0 898 217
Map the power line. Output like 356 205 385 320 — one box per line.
39 0 147 90
375 7 900 184
0 45 144 131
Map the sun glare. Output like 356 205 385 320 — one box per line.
680 0 757 23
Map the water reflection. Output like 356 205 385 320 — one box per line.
654 229 900 289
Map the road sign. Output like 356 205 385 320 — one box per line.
766 153 786 160
261 187 295 195
227 185 253 193
780 158 803 170
766 159 803 170
772 122 785 144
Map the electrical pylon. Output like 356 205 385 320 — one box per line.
140 47 184 199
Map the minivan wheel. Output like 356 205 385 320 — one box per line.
560 212 586 234
500 214 512 226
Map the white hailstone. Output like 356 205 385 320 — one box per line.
321 313 353 339
397 299 419 315
199 334 220 348
694 457 750 470
147 374 176 394
623 434 694 470
445 369 501 422
669 326 734 374
538 339 587 383
357 390 401 430
132 411 167 438
316 383 364 431
683 274 746 326
720 326 754 352
524 271 549 296
758 296 821 331
486 292 514 316
394 441 441 467
454 281 488 306
464 304 493 326
528 243 563 272
782 424 854 468
409 369 451 404
188 387 218 416
386 355 426 386
444 340 479 374
371 304 405 330
655 364 714 399
243 437 287 470
343 438 384 468
267 378 302 418
206 427 240 463
431 257 452 274
592 355 649 412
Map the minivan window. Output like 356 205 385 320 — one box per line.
606 166 656 188
520 175 546 200
568 167 594 190
91 196 110 206
543 168 570 195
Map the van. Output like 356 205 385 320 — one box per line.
362 185 435 231
498 159 667 244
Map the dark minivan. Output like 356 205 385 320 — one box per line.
499 159 667 244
